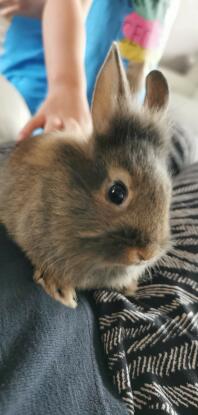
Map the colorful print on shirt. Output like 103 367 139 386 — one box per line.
119 0 179 64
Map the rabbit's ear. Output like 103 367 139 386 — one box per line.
91 42 130 134
144 70 169 112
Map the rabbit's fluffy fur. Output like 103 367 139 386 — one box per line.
0 44 172 308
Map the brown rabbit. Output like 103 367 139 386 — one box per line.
0 43 171 308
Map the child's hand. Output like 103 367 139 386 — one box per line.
19 85 93 140
0 0 45 19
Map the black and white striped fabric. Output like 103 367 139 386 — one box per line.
94 137 198 414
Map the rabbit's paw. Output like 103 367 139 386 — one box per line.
122 279 138 297
33 269 77 308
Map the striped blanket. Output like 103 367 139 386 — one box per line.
94 126 198 414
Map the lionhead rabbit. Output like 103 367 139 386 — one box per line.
0 43 171 308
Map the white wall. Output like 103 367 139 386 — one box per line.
165 0 198 58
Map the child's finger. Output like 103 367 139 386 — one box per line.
18 114 45 141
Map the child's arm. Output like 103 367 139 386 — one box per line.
20 0 92 139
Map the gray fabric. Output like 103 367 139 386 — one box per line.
0 225 127 415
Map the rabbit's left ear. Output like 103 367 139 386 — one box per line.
91 43 131 134
144 70 169 112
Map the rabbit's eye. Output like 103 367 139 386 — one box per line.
108 181 128 205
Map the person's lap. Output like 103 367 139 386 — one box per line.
0 225 128 415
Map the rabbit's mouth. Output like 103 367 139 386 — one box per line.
78 227 170 267
100 245 166 268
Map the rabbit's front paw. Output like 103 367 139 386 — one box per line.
33 269 77 308
122 279 138 297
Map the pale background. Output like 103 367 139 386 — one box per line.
165 0 198 58
161 0 198 136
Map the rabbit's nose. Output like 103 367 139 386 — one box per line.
126 247 155 265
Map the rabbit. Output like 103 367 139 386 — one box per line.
0 43 171 308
